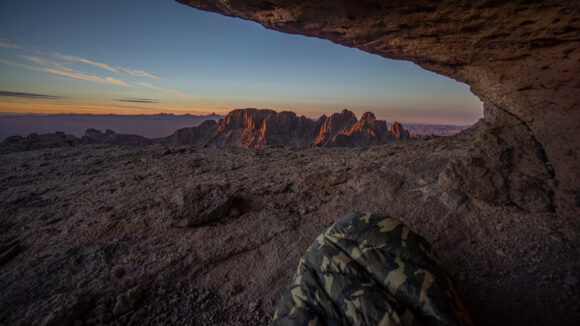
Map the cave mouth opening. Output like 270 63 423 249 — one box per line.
0 0 485 138
173 5 485 136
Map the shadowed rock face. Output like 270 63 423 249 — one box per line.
390 122 410 140
157 119 218 146
208 108 285 147
320 111 396 147
176 0 579 220
312 109 358 146
0 131 80 153
258 111 319 147
81 129 151 146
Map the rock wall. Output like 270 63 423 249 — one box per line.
440 103 556 213
176 0 580 218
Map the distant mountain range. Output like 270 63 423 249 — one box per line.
0 109 472 153
157 109 418 148
0 111 470 142
0 113 223 141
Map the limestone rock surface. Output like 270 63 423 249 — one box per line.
0 135 576 325
157 184 234 227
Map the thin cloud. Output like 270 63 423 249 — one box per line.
0 40 20 49
0 59 132 87
137 82 181 95
20 55 76 72
137 82 203 102
0 90 65 100
55 53 161 79
115 98 159 104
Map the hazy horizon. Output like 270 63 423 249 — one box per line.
0 110 473 142
0 0 483 125
0 109 475 126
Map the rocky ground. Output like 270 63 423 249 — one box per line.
0 123 578 326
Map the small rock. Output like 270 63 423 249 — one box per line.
163 185 234 227
495 249 505 257
96 297 107 306
113 284 145 315
249 301 258 313
118 313 129 324
113 295 130 316
196 291 210 304
111 265 125 279
230 284 243 296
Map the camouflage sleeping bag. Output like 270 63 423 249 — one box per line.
271 212 472 326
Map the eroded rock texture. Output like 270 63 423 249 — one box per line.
0 131 80 154
159 108 413 147
1 2 578 326
177 0 579 221
82 129 151 146
1 139 576 326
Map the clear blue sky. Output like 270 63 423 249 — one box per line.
0 0 482 124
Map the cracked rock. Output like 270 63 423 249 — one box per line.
159 184 234 227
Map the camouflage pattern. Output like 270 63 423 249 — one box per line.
271 212 473 326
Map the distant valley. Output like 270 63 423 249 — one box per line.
402 123 469 136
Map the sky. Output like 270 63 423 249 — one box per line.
0 0 483 125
